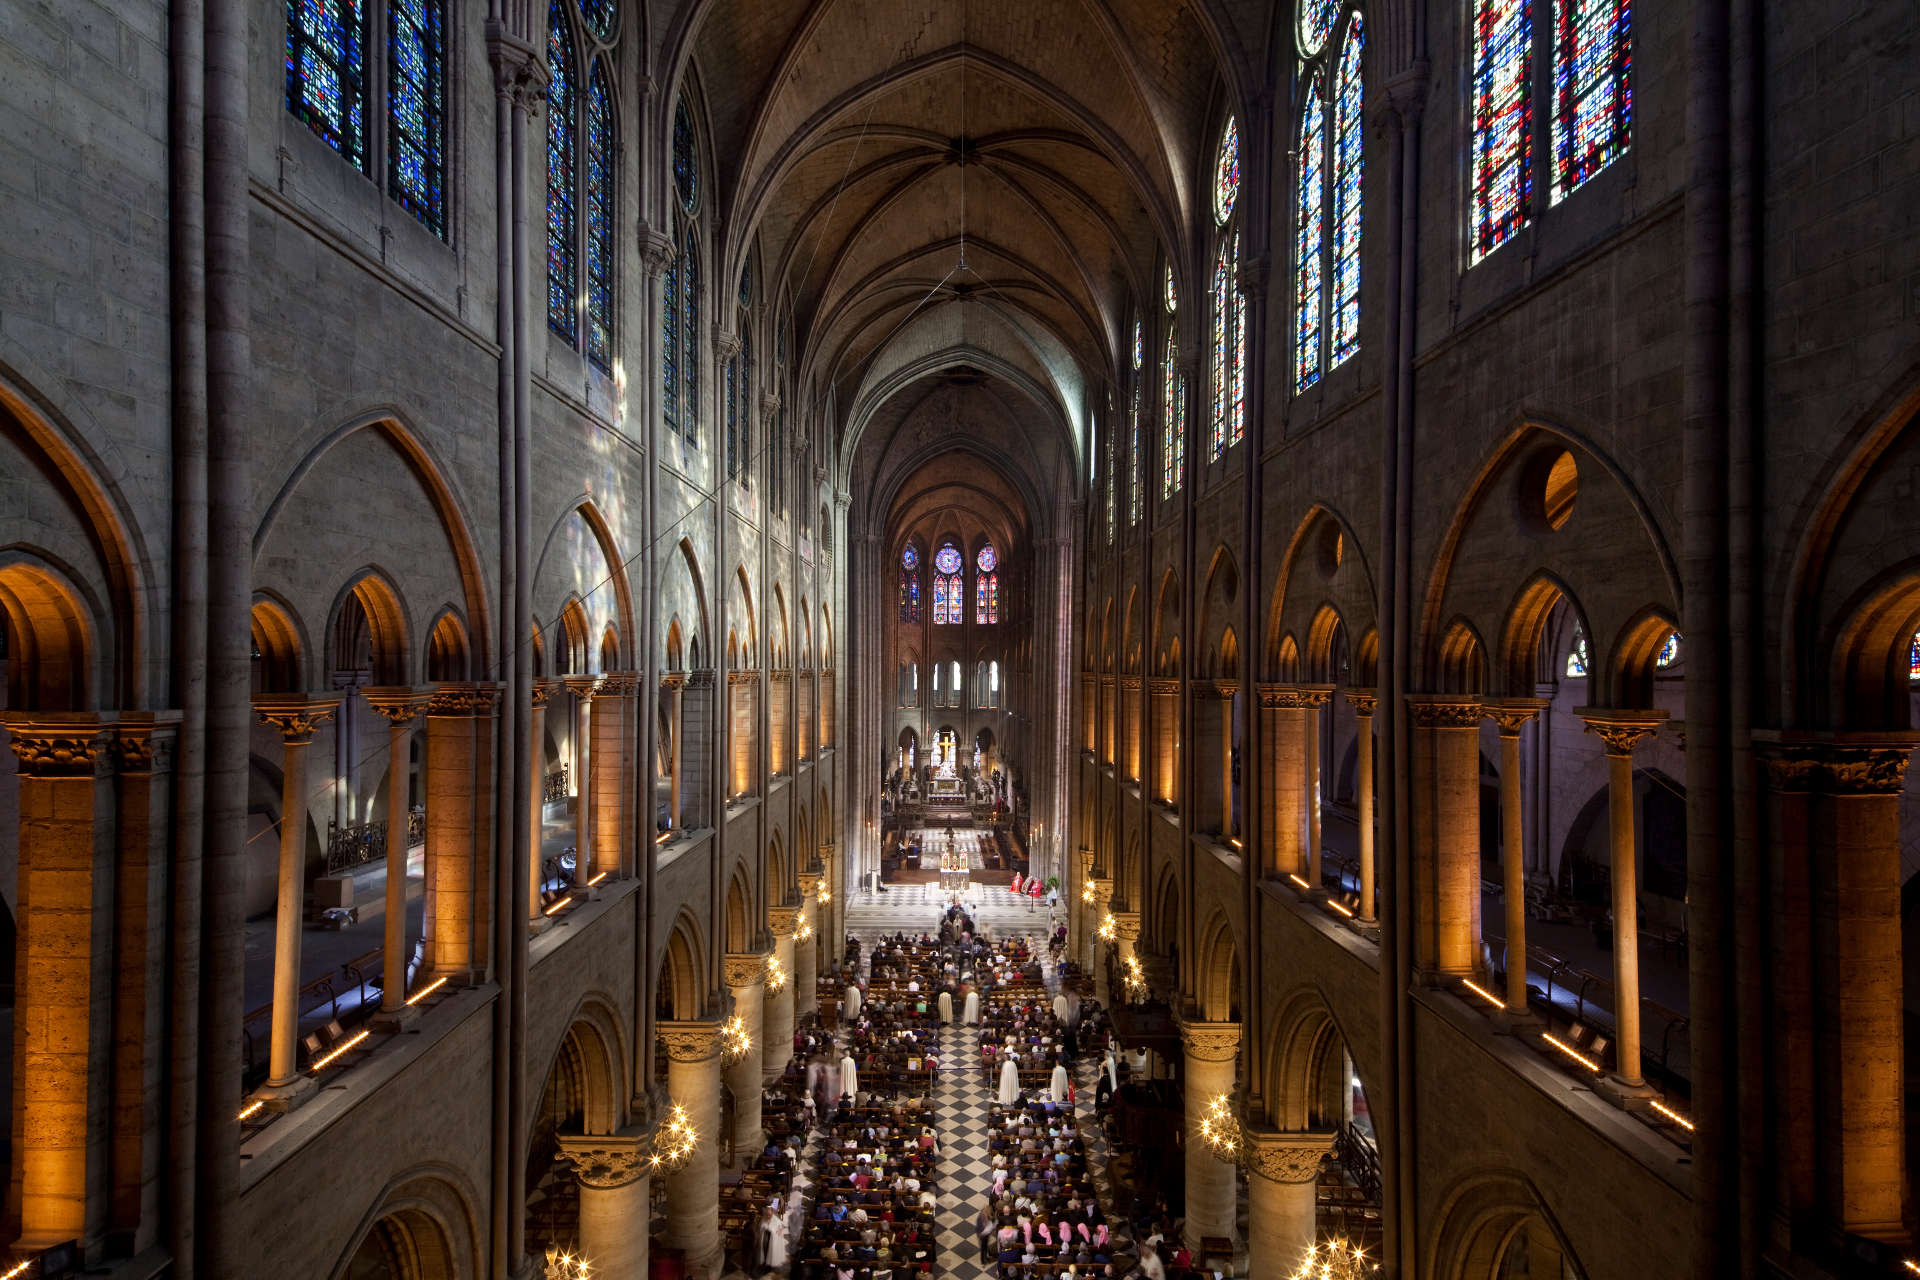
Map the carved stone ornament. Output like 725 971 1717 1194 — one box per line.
1242 1129 1336 1184
656 1020 723 1062
1257 684 1315 710
2 719 111 777
1119 676 1142 692
768 906 800 938
113 717 180 775
1484 697 1548 737
1148 678 1181 696
796 872 821 897
1576 708 1667 757
530 677 561 708
1178 1019 1242 1063
1110 912 1142 944
723 953 768 990
1408 696 1484 730
562 675 604 701
428 682 503 716
253 694 342 744
1757 749 1822 794
1345 689 1379 716
638 224 676 279
728 670 759 686
1297 683 1335 709
1820 745 1914 796
556 1132 651 1189
363 686 431 724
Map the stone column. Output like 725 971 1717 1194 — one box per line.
3 716 115 1255
1487 699 1546 1015
658 1019 725 1277
722 953 768 1160
252 694 341 1100
765 907 799 1079
556 1130 652 1279
563 676 601 884
794 874 821 1017
1149 678 1180 807
424 683 500 976
664 673 686 830
1179 1019 1242 1252
1111 910 1141 1005
1244 1128 1336 1277
1409 696 1483 979
1302 685 1334 890
1259 684 1307 881
363 688 430 1017
528 678 557 919
589 673 631 883
1345 691 1377 921
1578 708 1666 1095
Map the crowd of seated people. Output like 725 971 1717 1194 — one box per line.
793 1094 942 1280
976 1095 1120 1280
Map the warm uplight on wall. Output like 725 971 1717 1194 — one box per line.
587 871 608 887
1650 1100 1695 1132
311 1030 370 1072
650 1102 698 1170
1288 873 1311 891
237 1100 264 1123
1327 900 1355 919
406 976 447 1006
655 831 673 845
1541 1032 1601 1073
1461 979 1506 1011
3 1259 36 1280
544 894 573 916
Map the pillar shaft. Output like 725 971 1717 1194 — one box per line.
722 956 767 1161
566 679 598 881
1489 701 1545 1011
425 684 499 975
659 1022 724 1276
764 917 798 1079
1245 1131 1335 1277
590 677 627 882
1179 1021 1241 1251
364 690 427 1013
1305 701 1323 889
528 680 553 919
1579 709 1665 1088
557 1133 651 1279
1412 697 1484 978
1262 688 1306 880
253 696 339 1089
1347 693 1377 922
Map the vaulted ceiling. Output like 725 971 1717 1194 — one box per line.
669 0 1259 477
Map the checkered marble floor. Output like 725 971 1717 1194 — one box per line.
932 1019 996 1279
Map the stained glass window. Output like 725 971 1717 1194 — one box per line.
1131 318 1143 370
976 544 999 625
1162 331 1185 498
1910 631 1920 682
1565 622 1589 678
1164 265 1178 313
740 329 753 487
584 59 615 369
545 1 577 338
1299 0 1340 54
740 258 754 307
1330 16 1365 368
1105 414 1116 544
661 252 680 435
1213 117 1241 225
1553 0 1631 201
1294 81 1327 393
900 544 922 624
1128 380 1142 526
1655 630 1680 669
287 0 369 169
1471 0 1533 261
725 352 738 478
387 0 445 235
934 544 963 625
682 239 700 447
1211 238 1244 456
673 98 697 212
578 0 617 41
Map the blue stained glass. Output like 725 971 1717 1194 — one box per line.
1566 623 1589 678
1212 237 1243 457
661 255 679 435
1213 117 1240 225
1232 235 1247 449
1330 17 1365 367
903 544 919 571
1655 630 1680 668
1299 0 1340 54
1131 318 1143 369
1553 0 1631 201
287 0 369 168
976 544 997 573
1162 332 1184 498
740 258 754 307
585 59 615 369
934 545 963 576
387 0 444 234
1472 0 1533 260
1295 82 1327 393
682 239 699 447
546 1 577 338
1128 382 1141 525
1164 264 1177 313
579 0 617 41
1910 632 1919 682
673 98 698 212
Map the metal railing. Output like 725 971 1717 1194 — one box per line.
542 763 571 804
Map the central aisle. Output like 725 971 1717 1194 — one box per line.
930 1013 994 1278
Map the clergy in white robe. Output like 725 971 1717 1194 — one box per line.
845 983 862 1021
938 990 954 1023
1104 1051 1118 1092
1052 993 1069 1024
963 990 981 1024
1050 1062 1071 1104
840 1053 859 1098
998 1057 1021 1106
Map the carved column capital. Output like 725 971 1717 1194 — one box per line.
639 224 676 278
530 677 561 708
1 714 113 777
252 693 342 744
1408 694 1483 730
1756 734 1920 795
1109 910 1141 944
768 906 800 938
1242 1128 1336 1184
656 1019 723 1063
555 1130 651 1189
1256 683 1313 710
562 675 604 702
796 871 822 899
113 712 181 775
1344 688 1379 716
428 681 502 716
1177 1018 1242 1063
363 686 432 725
1485 696 1548 737
1576 707 1668 757
597 670 641 698
722 952 768 990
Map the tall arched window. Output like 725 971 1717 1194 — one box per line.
975 544 999 625
1329 14 1365 365
545 2 619 367
1293 82 1327 392
1552 0 1632 200
1910 630 1920 682
1470 0 1533 261
1295 4 1364 389
662 97 701 443
1162 269 1185 499
389 0 447 236
1104 401 1116 545
900 544 922 624
287 0 369 168
1128 318 1143 526
1210 117 1246 458
932 543 963 626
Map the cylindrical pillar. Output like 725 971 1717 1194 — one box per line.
794 878 821 1018
556 1132 651 1278
1245 1130 1335 1277
722 954 768 1160
764 911 798 1079
660 1020 725 1277
1579 709 1665 1088
254 696 339 1093
1411 696 1483 978
364 689 427 1014
565 677 599 883
590 674 629 882
1346 692 1377 921
1489 700 1545 1012
1302 687 1333 889
1179 1020 1241 1252
528 678 555 918
1262 686 1306 880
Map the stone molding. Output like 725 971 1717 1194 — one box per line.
1344 689 1379 716
1757 737 1919 796
1256 683 1314 710
1408 694 1483 730
1118 675 1142 692
597 670 641 698
1177 1018 1241 1063
770 669 793 683
656 1019 723 1063
562 675 604 701
252 693 342 744
1 715 112 777
1109 911 1141 944
1147 678 1180 696
529 676 560 707
722 952 768 990
1242 1128 1336 1184
1484 696 1549 737
659 672 687 690
728 670 759 686
363 686 432 724
556 1131 651 1189
1575 707 1668 757
428 682 503 716
113 713 181 775
767 905 800 938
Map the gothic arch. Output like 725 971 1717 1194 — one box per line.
0 553 99 711
1425 1169 1590 1280
326 1165 484 1280
1194 909 1240 1023
657 909 708 1021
